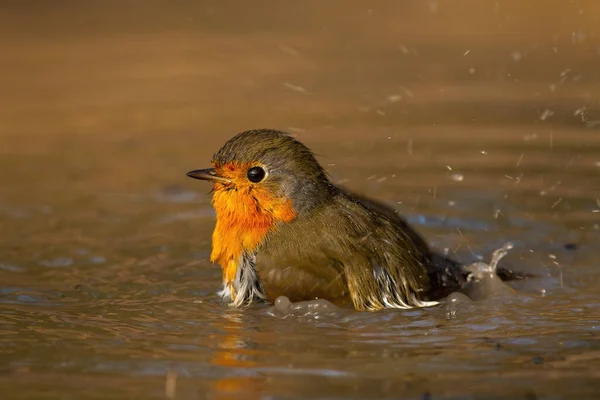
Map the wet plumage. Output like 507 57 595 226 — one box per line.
187 129 519 311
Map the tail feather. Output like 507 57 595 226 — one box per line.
343 188 535 300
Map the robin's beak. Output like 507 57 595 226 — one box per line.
186 168 231 184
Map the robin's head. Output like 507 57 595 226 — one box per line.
187 129 334 217
187 129 336 294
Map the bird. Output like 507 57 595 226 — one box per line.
186 129 523 311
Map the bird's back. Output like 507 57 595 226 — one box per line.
256 187 436 310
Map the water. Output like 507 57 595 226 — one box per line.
1 1 599 399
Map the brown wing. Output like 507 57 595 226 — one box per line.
255 190 432 310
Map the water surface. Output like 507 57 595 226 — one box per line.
1 1 599 399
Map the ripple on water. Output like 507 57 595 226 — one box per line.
0 263 24 272
38 257 74 268
0 287 69 306
89 256 107 264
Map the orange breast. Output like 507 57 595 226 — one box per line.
209 162 297 297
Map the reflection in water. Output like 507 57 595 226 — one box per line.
1 0 599 399
209 324 265 399
209 312 263 400
212 311 256 368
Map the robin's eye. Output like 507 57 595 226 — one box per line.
247 166 265 183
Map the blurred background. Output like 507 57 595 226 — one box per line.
2 1 599 135
1 1 599 399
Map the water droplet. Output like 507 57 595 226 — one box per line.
450 173 464 182
524 133 538 141
572 31 587 43
283 82 308 94
540 109 554 121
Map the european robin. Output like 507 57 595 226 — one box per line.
187 129 517 311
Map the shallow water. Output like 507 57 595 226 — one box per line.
1 1 600 399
